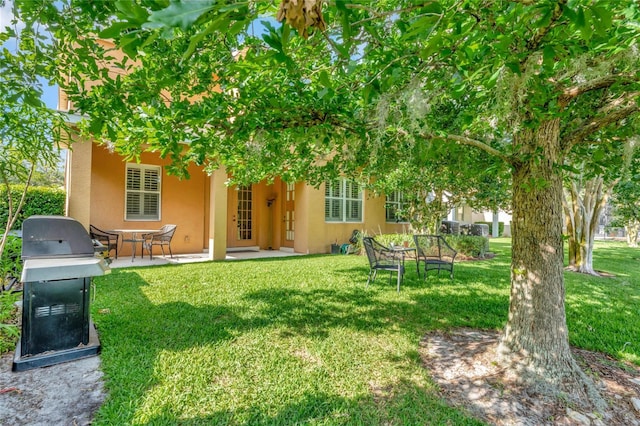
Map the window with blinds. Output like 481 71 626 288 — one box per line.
325 179 362 222
385 191 408 223
125 164 161 220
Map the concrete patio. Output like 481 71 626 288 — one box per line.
107 249 302 268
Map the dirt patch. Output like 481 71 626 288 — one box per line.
0 350 105 426
420 329 640 425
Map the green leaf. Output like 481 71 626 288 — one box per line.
88 117 105 135
542 45 555 67
147 0 215 30
182 13 230 60
317 87 329 99
319 71 331 88
579 8 593 40
505 61 521 75
593 148 605 162
281 21 290 49
402 15 441 41
575 6 586 28
590 5 612 37
486 68 502 87
98 22 132 39
115 1 149 24
262 33 282 52
419 33 442 59
228 19 246 36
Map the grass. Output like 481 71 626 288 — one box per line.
10 237 639 424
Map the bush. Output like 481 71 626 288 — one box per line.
0 185 65 230
443 235 489 258
1 236 22 283
475 221 504 237
370 233 489 259
374 233 415 249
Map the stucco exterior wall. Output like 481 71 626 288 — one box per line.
297 183 412 254
65 138 93 228
77 143 207 256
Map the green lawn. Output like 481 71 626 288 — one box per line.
89 238 640 425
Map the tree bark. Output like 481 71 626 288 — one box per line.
498 119 605 411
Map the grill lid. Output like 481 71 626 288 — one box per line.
22 216 95 259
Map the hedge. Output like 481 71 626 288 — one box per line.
444 235 490 258
366 233 490 259
0 235 22 282
0 185 65 231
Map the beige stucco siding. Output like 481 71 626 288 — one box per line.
297 183 411 254
68 143 208 255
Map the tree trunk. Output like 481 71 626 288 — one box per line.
626 221 639 247
562 176 614 276
498 120 605 411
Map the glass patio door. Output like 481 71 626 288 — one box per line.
228 185 256 247
281 182 295 248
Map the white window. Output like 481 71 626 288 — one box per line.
325 179 362 222
125 164 161 221
386 191 408 223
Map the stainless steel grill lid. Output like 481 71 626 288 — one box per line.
22 215 95 259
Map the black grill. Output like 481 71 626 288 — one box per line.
12 216 110 372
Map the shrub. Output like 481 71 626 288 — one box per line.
375 233 415 249
443 235 489 258
370 233 489 259
1 236 22 283
0 185 65 230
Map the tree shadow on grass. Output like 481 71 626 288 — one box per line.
140 384 484 425
91 263 506 425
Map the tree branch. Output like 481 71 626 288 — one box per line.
561 101 640 151
525 0 566 52
559 75 638 106
421 131 513 165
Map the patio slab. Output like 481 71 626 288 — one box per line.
107 249 301 268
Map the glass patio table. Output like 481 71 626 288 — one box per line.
111 229 159 262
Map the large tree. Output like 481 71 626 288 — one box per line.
367 142 511 233
35 0 640 411
562 140 638 275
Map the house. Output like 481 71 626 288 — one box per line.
450 205 512 237
61 41 408 260
63 139 409 259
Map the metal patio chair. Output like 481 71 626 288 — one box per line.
142 224 177 260
89 224 120 259
362 236 405 292
413 234 457 280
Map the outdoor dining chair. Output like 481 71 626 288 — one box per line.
413 234 457 280
89 224 119 259
362 236 405 292
142 224 177 260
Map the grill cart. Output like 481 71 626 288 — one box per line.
12 216 111 372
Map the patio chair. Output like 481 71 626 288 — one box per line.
362 236 405 292
142 224 177 260
89 224 119 259
413 234 457 280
